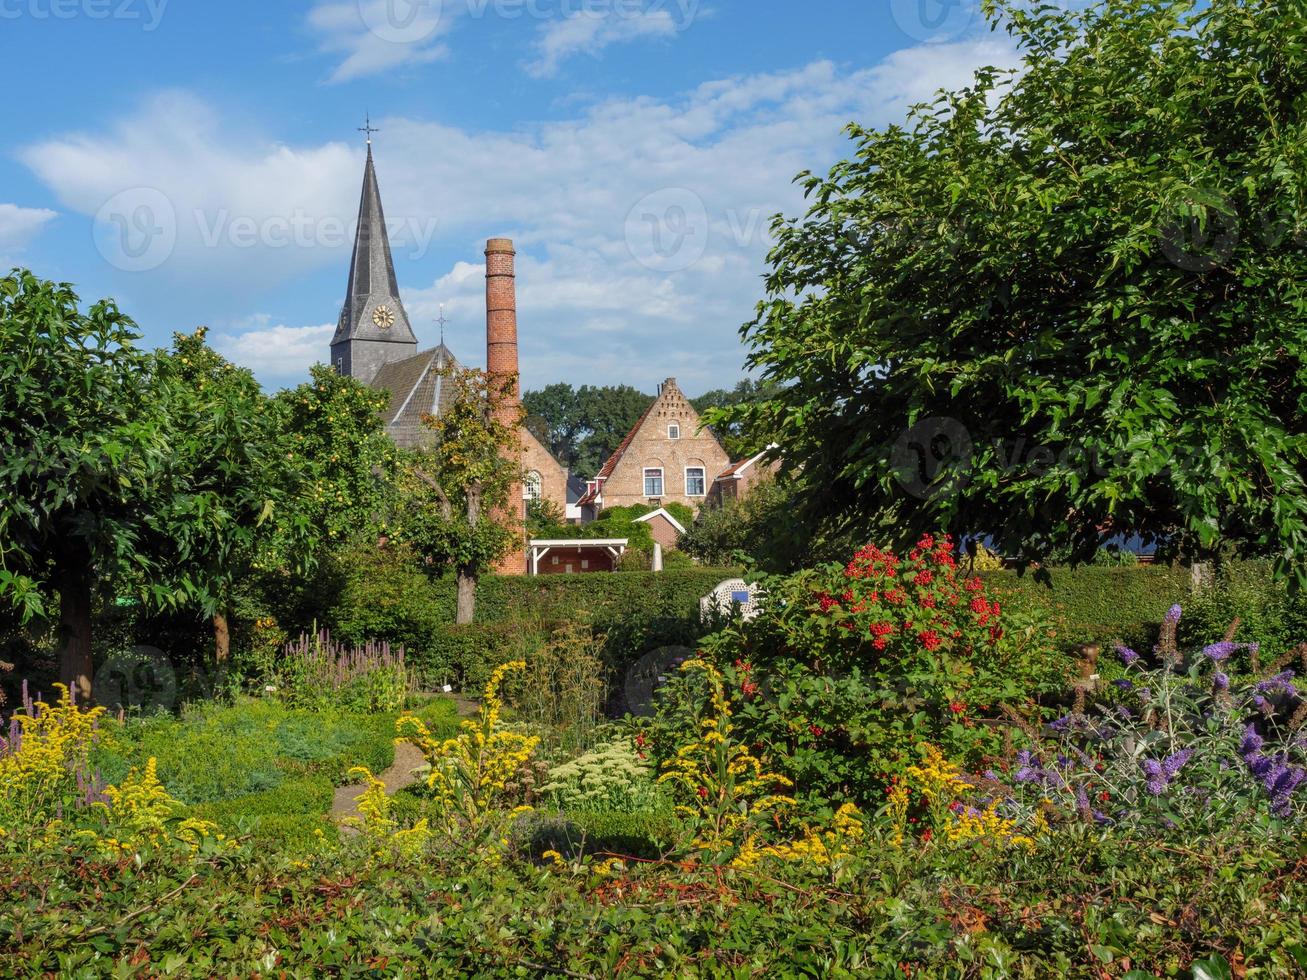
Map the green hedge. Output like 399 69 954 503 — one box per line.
322 539 740 692
979 563 1192 649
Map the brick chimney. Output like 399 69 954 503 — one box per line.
486 238 527 574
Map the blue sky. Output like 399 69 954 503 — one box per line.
1 0 1022 393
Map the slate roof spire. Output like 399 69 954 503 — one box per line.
330 131 417 383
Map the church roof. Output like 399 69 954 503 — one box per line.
331 144 417 348
371 344 461 448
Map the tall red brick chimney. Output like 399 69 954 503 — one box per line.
486 238 527 574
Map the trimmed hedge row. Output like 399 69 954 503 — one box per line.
325 554 742 692
979 563 1192 649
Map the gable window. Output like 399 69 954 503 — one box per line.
643 468 664 497
523 471 543 501
685 467 706 497
668 423 681 440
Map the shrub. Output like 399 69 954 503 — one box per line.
0 684 105 839
396 662 540 852
977 563 1192 651
654 535 1071 806
1000 606 1307 833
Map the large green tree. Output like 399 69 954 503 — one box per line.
0 273 172 699
272 365 397 549
691 378 783 459
724 0 1307 576
151 329 293 662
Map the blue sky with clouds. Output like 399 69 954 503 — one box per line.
1 0 1021 393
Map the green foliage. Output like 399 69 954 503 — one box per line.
272 364 396 550
0 272 163 621
681 477 810 571
150 329 293 618
690 378 784 459
522 383 654 476
979 563 1193 650
2 822 1303 975
316 564 738 690
1178 561 1307 660
274 630 414 714
91 696 459 849
654 536 1071 805
503 622 606 753
725 0 1307 578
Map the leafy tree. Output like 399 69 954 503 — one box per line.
396 368 521 624
0 272 171 699
723 0 1307 578
679 479 811 572
522 383 587 468
272 365 397 550
691 378 784 459
150 329 292 662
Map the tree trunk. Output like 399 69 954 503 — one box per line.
213 610 231 663
56 557 94 704
456 567 477 626
454 481 483 626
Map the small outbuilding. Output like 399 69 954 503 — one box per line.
528 539 629 576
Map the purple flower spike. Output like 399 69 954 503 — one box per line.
1240 725 1264 756
1117 645 1141 666
1146 777 1168 796
1162 749 1193 779
1203 642 1236 662
1165 604 1182 623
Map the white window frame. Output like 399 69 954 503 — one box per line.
523 471 543 501
685 466 706 497
643 467 664 497
668 423 681 440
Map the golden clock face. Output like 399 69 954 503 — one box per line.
372 305 395 330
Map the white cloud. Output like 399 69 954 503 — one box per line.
213 318 336 383
0 203 57 261
20 37 1021 392
21 91 362 288
308 0 451 83
526 8 678 78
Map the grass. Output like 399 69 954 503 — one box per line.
93 695 460 850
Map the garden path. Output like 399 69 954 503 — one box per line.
332 696 480 832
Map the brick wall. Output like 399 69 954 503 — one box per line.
601 379 730 511
522 429 569 516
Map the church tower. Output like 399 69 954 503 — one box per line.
330 133 418 384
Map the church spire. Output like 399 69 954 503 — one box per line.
330 124 417 384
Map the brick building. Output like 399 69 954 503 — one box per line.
708 447 780 507
577 379 731 521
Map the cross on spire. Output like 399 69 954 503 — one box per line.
436 304 448 345
358 113 380 146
